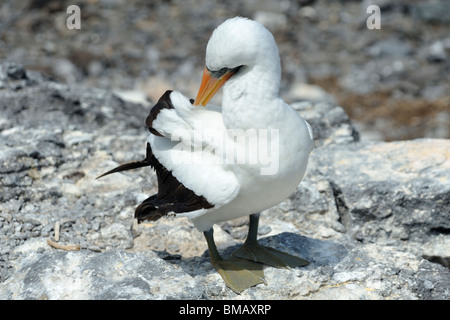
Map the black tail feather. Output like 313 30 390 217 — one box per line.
96 160 151 179
96 143 153 179
135 195 171 223
98 97 214 224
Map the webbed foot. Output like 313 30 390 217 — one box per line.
204 228 266 294
210 256 265 294
233 241 309 268
233 213 309 268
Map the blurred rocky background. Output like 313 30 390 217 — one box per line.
0 0 449 300
1 0 449 141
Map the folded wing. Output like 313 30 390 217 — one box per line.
98 90 240 222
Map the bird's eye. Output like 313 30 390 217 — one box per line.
207 66 243 79
209 67 229 78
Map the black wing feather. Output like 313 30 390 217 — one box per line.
97 90 214 223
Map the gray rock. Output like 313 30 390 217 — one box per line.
253 11 287 31
289 83 336 105
426 41 447 63
1 63 449 299
2 63 27 80
295 101 360 147
367 38 413 58
411 0 450 24
0 250 204 300
310 139 450 267
2 233 449 300
0 62 147 281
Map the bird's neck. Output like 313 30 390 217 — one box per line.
221 60 282 130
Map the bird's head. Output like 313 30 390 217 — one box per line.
193 17 280 106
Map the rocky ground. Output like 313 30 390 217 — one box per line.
0 63 449 300
0 0 449 300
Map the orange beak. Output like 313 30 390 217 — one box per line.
193 67 236 106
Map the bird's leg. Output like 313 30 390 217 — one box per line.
232 213 309 268
203 228 265 294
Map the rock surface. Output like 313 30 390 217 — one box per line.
2 235 450 300
313 139 450 265
1 63 449 300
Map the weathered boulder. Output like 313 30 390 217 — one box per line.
313 139 450 266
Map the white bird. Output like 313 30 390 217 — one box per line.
98 17 314 293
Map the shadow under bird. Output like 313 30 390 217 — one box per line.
98 17 314 293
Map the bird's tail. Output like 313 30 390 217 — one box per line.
96 144 153 179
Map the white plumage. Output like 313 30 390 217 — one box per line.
148 17 313 231
100 17 314 293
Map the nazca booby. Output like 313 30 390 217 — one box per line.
98 17 314 293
